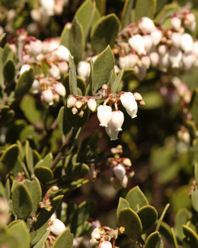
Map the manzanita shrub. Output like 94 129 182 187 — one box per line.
1 0 198 247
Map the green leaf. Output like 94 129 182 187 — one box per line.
135 0 156 20
126 186 149 212
0 106 15 125
145 231 163 248
53 228 73 248
58 106 72 136
69 18 84 63
195 163 198 185
118 207 142 240
9 220 30 248
12 182 33 219
137 205 158 232
121 0 134 28
34 166 54 183
31 222 49 246
33 230 50 248
25 140 33 175
191 89 198 125
174 208 191 241
20 95 43 124
35 153 53 168
92 46 114 93
91 14 120 53
15 69 34 100
0 144 19 177
0 233 20 248
155 2 180 22
3 59 15 82
96 0 106 15
159 222 177 247
111 69 124 93
191 189 198 212
75 0 95 39
24 178 42 212
69 56 77 94
117 197 130 218
60 25 70 49
2 43 14 63
183 225 198 247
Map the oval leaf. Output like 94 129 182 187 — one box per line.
126 186 149 212
145 231 163 248
34 166 54 183
118 207 142 240
12 182 33 219
3 59 15 82
53 229 73 248
91 14 120 53
137 205 158 232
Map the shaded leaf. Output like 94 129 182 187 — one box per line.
111 69 124 93
3 59 15 82
183 225 198 247
53 228 73 248
117 197 130 218
60 25 70 49
126 186 149 212
34 166 54 183
174 208 191 241
145 231 163 248
91 14 120 53
121 0 134 28
135 0 156 20
69 56 77 95
191 189 198 212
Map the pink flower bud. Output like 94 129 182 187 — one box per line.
171 17 181 31
32 79 40 94
97 105 112 127
77 61 90 79
29 40 43 55
150 52 159 67
110 111 124 131
49 218 66 236
171 32 182 48
123 158 132 167
128 34 146 55
113 164 126 180
42 89 53 105
120 92 138 118
134 92 143 101
67 95 76 108
58 61 68 74
99 241 112 248
151 29 162 45
54 83 66 97
143 35 153 52
169 47 182 68
139 17 156 33
87 98 97 112
54 45 71 61
49 64 60 79
180 33 193 53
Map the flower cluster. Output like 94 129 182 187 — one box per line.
10 30 68 105
116 10 198 80
90 226 118 248
108 145 134 188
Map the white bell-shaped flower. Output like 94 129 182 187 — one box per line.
113 164 126 180
159 52 169 71
121 175 128 188
99 241 112 248
40 0 55 16
180 33 193 53
141 56 151 69
42 89 54 105
128 34 146 55
77 61 90 79
54 83 66 97
87 98 97 112
110 111 124 131
49 218 66 236
91 228 101 240
182 52 195 70
19 64 31 75
67 95 76 108
105 123 119 141
150 52 159 67
169 47 182 68
97 105 112 127
171 17 181 31
29 40 43 55
58 61 68 74
119 54 138 68
171 32 182 48
54 45 71 61
120 92 138 118
32 79 40 94
143 35 153 52
49 64 60 79
158 45 167 55
151 29 162 45
139 17 156 33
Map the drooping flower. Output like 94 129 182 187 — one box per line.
128 34 146 55
97 105 112 127
120 92 138 118
139 17 156 33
